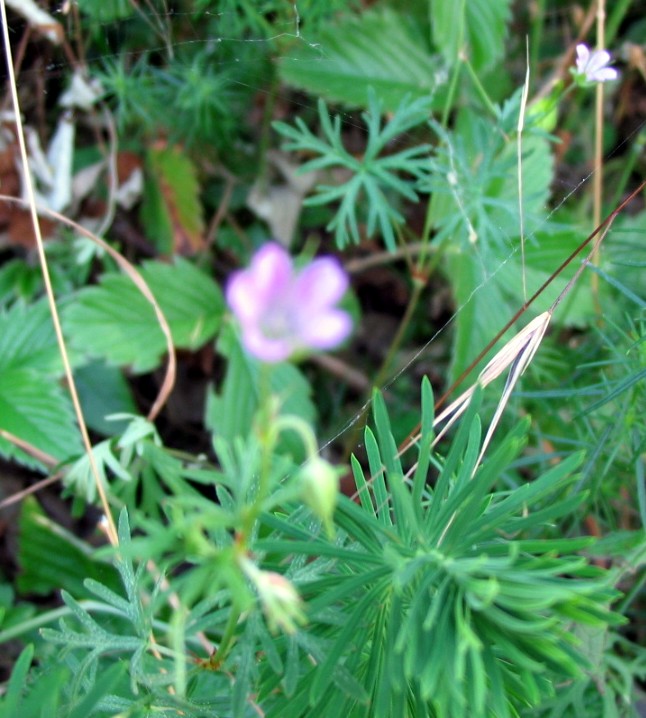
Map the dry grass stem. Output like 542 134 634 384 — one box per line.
518 37 530 302
0 0 118 546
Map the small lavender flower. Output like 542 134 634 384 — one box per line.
574 43 618 84
226 242 352 363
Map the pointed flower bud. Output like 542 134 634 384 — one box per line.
240 557 306 634
299 456 341 538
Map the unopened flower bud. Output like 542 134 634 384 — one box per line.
240 558 306 634
299 457 341 538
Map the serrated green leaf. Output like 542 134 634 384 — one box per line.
0 368 82 468
279 8 445 111
430 0 512 72
140 144 205 254
63 258 224 373
0 299 61 375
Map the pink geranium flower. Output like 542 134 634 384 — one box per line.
574 44 618 83
226 242 352 363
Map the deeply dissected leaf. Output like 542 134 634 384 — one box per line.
275 94 431 250
279 8 445 111
63 258 224 373
140 143 205 254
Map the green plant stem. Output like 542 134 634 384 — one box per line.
440 58 462 128
240 364 278 539
212 600 242 666
462 57 499 120
372 279 426 390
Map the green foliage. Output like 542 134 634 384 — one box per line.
0 300 82 468
279 7 445 111
207 324 316 459
252 385 621 717
16 498 120 598
73 361 137 435
275 93 432 250
63 259 224 373
430 0 513 72
140 144 205 254
2 3 646 717
94 55 158 132
3 383 627 717
155 51 244 148
76 0 133 23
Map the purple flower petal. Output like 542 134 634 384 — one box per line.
574 43 618 84
226 272 263 323
242 326 294 362
587 49 611 74
299 310 353 349
292 258 349 310
575 43 590 72
592 67 618 82
249 243 293 299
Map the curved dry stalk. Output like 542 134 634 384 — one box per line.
0 1 118 546
0 428 59 469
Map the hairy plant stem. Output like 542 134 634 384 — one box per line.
461 56 499 120
372 279 426 391
211 597 243 667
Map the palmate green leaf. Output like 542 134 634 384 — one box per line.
0 368 82 468
430 0 513 72
275 94 431 250
278 8 445 111
63 258 224 373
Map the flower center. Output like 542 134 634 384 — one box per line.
260 300 298 341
